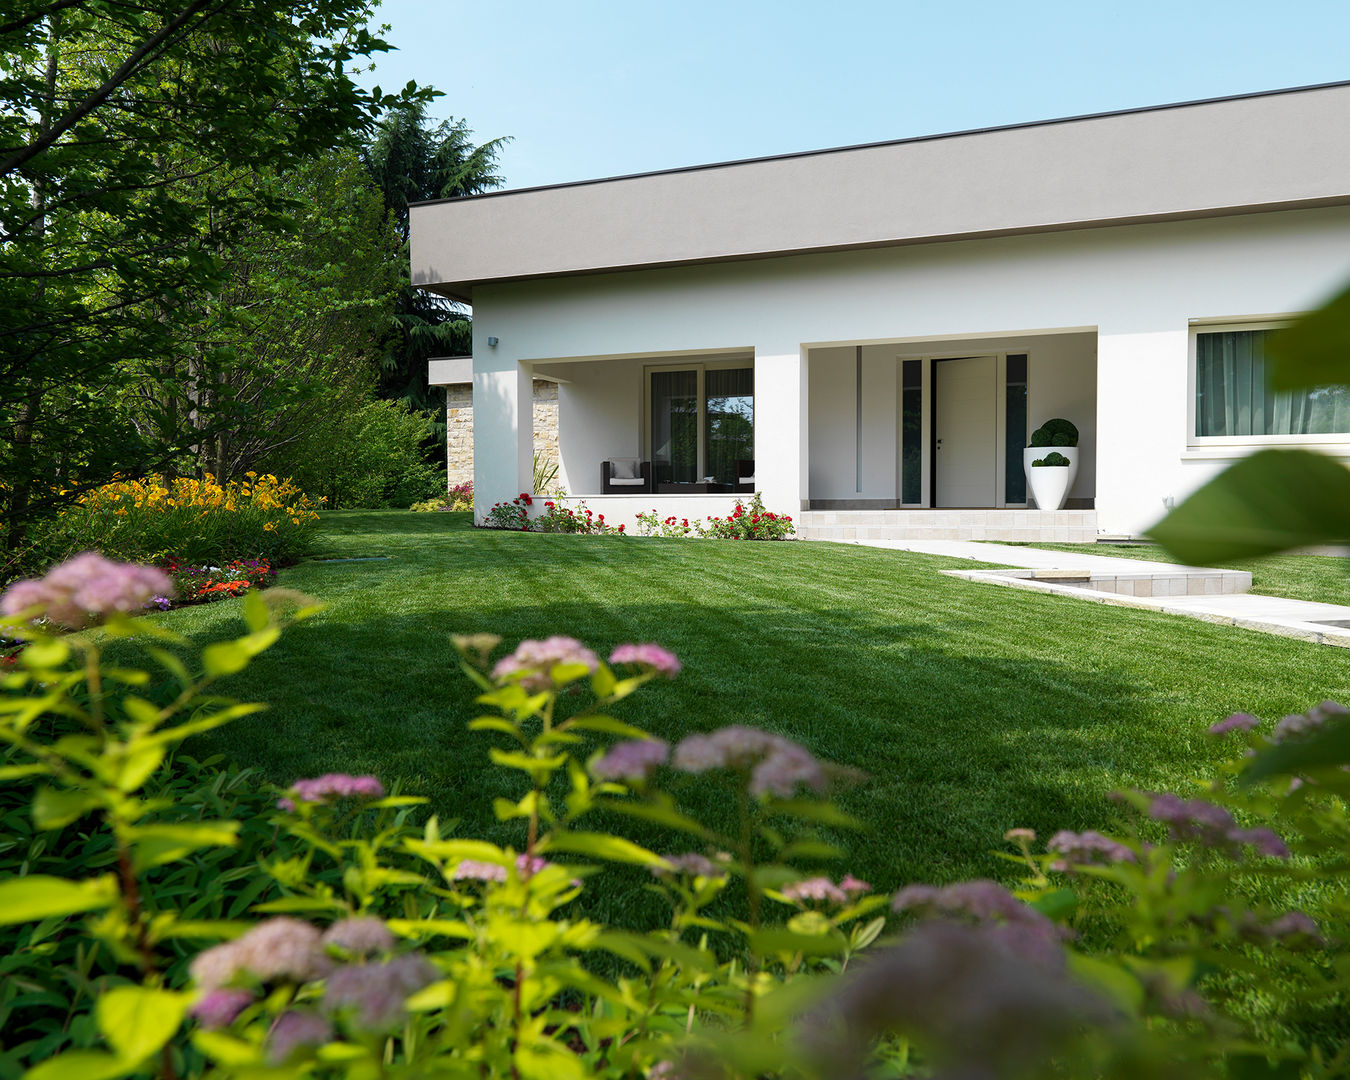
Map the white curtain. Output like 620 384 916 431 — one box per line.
1196 330 1350 436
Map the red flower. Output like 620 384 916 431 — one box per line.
618 524 625 532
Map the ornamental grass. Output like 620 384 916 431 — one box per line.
33 473 322 567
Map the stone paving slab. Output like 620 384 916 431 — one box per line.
810 536 1350 648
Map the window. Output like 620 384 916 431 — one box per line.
1004 353 1028 503
1195 327 1350 439
648 363 753 485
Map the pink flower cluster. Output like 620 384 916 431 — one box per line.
267 1010 333 1065
277 773 385 812
672 725 826 797
1146 792 1290 858
1 552 174 629
491 636 599 691
324 954 438 1034
453 852 557 883
780 874 871 905
609 642 682 678
1045 829 1137 871
1273 700 1349 742
322 917 395 957
651 852 726 879
1208 712 1262 736
190 917 331 991
891 879 1066 969
592 738 669 782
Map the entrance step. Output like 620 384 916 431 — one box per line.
797 509 1097 543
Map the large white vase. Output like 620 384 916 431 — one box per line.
1023 446 1079 510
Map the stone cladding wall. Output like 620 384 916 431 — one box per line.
445 379 559 489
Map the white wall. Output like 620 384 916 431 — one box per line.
469 205 1350 534
544 358 643 496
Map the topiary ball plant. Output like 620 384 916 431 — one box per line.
1030 418 1078 449
1032 452 1071 467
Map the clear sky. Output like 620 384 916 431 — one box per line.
363 0 1350 192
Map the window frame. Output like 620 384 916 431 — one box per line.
1187 318 1350 449
643 357 754 482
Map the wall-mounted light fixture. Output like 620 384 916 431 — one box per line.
486 336 499 347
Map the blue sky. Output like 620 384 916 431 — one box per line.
364 0 1350 192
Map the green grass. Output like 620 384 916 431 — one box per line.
1018 542 1350 606
155 512 1350 905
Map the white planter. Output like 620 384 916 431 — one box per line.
1023 446 1079 511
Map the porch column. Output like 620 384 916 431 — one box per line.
754 344 808 513
472 355 533 520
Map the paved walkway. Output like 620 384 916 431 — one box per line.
817 537 1350 648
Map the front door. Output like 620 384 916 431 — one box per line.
934 355 997 507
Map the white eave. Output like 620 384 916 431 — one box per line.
427 356 473 386
410 81 1350 303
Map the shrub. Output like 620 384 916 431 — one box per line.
1030 417 1079 448
1031 452 1071 467
482 493 624 534
27 473 322 569
2 557 1348 1079
410 481 473 512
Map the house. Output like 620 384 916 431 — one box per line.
413 82 1350 541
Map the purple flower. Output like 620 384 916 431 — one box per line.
1273 701 1350 742
1209 712 1261 736
277 773 385 811
1046 830 1137 871
491 636 599 691
322 917 394 957
266 1010 332 1064
650 853 725 879
891 879 1064 964
1146 793 1290 858
592 738 669 782
672 725 827 798
1266 911 1320 942
1 553 175 629
781 877 851 905
609 642 682 678
190 917 329 989
189 988 254 1029
452 859 508 883
323 955 437 1033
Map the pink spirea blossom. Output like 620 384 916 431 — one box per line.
189 988 255 1030
609 642 682 678
1 552 174 629
491 636 599 691
323 954 438 1033
672 725 826 798
1208 712 1261 736
1273 700 1349 742
592 738 669 782
452 853 559 883
782 875 872 905
1046 830 1137 871
1266 911 1320 942
1146 793 1290 858
190 917 329 990
651 853 725 879
277 773 385 811
321 917 394 957
266 1010 332 1065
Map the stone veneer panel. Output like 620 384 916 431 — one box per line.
445 379 559 488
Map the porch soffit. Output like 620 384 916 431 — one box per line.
410 82 1350 303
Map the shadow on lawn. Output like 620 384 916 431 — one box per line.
182 595 1159 895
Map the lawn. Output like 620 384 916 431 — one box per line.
1018 541 1350 606
156 512 1350 913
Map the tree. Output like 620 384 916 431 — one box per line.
0 0 429 555
362 103 507 456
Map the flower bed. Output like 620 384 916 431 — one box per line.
637 493 794 540
482 493 625 534
31 472 322 568
163 557 277 607
410 481 474 513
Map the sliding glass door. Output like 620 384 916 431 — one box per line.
648 363 753 485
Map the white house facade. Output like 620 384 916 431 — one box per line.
412 82 1350 541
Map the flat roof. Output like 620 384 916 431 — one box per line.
411 81 1350 302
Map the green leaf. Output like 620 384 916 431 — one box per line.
96 986 186 1064
146 649 189 686
32 787 100 830
562 715 651 739
241 589 269 633
113 742 166 794
1068 953 1145 1013
130 823 241 872
201 641 249 677
120 697 161 727
20 640 70 670
23 1050 129 1080
748 927 848 956
538 832 668 867
1029 887 1079 921
100 668 150 687
190 1030 261 1067
1149 449 1350 563
0 875 117 925
488 747 566 780
1265 282 1350 391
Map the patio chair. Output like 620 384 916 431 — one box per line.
602 458 652 494
735 459 755 493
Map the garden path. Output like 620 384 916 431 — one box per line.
821 537 1350 648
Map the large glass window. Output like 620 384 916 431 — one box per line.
901 359 922 504
649 365 753 485
1196 329 1350 437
